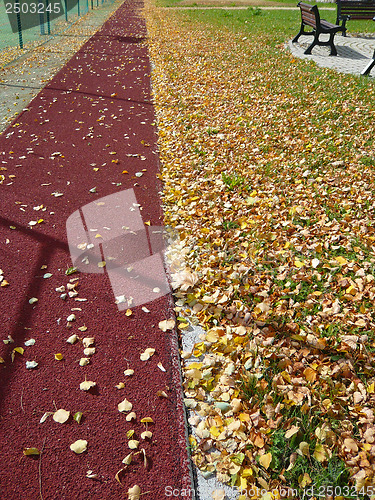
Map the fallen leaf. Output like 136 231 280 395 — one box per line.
23 447 40 456
70 439 87 454
285 425 300 439
118 398 133 413
80 379 96 391
86 470 99 480
128 485 141 500
212 490 226 500
82 337 95 348
83 347 96 356
158 318 176 331
26 360 38 369
53 409 70 424
140 348 155 361
259 452 272 469
73 411 83 424
128 440 139 449
157 362 166 372
140 417 154 424
141 431 152 440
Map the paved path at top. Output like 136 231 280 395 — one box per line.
0 1 192 498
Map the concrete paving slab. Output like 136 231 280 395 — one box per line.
288 32 375 76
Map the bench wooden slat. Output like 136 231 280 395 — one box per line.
336 0 375 26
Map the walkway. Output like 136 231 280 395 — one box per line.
289 32 375 76
0 1 192 498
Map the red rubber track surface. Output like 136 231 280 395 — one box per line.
0 2 193 498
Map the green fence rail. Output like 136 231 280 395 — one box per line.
0 0 112 52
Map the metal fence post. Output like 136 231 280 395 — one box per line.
39 11 45 34
77 0 80 17
16 4 23 49
64 0 68 21
46 0 51 34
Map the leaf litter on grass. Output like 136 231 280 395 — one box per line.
145 1 375 496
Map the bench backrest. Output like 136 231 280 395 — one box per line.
337 0 375 20
297 2 320 28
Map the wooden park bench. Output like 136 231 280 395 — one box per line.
336 0 375 33
293 2 347 56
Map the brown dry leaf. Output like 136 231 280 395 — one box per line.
115 468 126 485
145 5 375 492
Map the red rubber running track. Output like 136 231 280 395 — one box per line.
0 2 193 498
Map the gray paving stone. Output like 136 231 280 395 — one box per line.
288 33 375 76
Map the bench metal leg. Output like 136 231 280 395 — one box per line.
361 49 375 76
328 33 338 56
304 33 319 55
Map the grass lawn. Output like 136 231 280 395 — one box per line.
145 1 375 497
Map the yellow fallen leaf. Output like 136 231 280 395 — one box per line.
140 348 155 361
141 431 152 440
122 453 133 465
53 409 70 424
23 447 40 456
115 468 126 485
80 379 96 391
82 338 95 348
259 452 272 469
335 256 348 266
118 398 133 413
140 417 154 423
128 485 141 500
128 440 139 449
70 439 87 454
298 472 312 488
158 318 175 331
54 353 64 361
125 309 133 316
313 443 329 463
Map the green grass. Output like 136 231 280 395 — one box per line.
149 2 375 493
